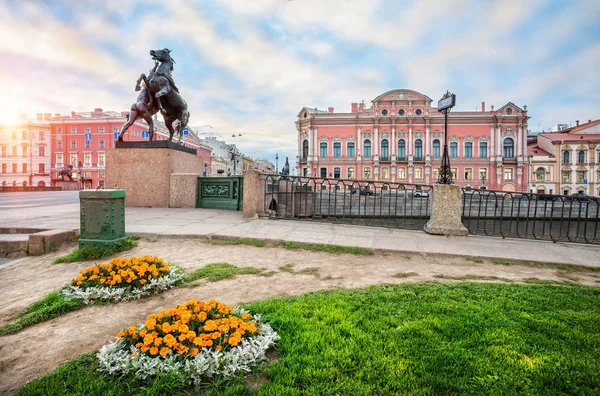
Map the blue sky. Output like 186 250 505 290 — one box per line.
0 0 599 170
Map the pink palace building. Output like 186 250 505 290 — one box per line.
296 89 530 192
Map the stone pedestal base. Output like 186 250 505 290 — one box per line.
170 173 201 208
55 180 80 191
106 145 204 207
424 184 468 236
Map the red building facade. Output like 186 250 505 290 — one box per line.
296 89 530 192
49 109 212 189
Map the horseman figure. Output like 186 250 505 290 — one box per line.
119 48 190 144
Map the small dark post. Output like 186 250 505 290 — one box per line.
437 91 456 185
275 153 279 175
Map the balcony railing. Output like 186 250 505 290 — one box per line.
397 156 407 162
413 156 425 162
299 157 308 163
379 156 390 162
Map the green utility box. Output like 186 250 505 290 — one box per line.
79 189 127 248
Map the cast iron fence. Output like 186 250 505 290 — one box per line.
262 174 432 230
462 188 600 244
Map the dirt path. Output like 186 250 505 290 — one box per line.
0 239 598 394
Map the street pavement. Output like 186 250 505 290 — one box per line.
1 191 599 267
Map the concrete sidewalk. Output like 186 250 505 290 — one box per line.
1 202 599 267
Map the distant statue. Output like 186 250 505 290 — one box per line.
281 157 290 176
58 164 74 181
118 64 160 142
137 48 190 143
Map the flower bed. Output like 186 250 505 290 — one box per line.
97 299 278 384
62 256 184 303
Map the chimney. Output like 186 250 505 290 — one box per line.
358 102 364 111
71 111 77 118
481 101 485 112
36 113 43 120
94 108 103 113
576 120 579 126
588 119 591 123
328 107 334 113
44 113 52 120
351 103 358 112
54 113 60 117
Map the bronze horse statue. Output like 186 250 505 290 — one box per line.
58 164 74 181
135 48 190 143
117 65 160 142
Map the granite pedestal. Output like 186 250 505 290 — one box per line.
106 141 202 207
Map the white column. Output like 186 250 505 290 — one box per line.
313 127 318 162
496 124 502 158
374 126 379 157
519 124 525 158
357 126 361 156
391 126 396 159
307 127 313 161
425 124 430 157
298 129 302 161
408 125 413 157
489 125 495 162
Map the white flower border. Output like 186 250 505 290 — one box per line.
61 266 185 304
96 311 279 385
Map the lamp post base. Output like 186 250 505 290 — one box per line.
424 184 468 236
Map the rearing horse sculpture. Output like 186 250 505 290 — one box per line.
117 64 160 142
136 48 190 143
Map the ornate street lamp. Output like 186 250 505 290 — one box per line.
437 91 456 184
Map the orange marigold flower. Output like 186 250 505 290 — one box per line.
215 345 222 352
164 334 177 347
189 347 199 357
159 347 169 357
149 346 158 355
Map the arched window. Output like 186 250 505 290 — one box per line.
302 140 308 159
578 150 585 164
381 139 389 159
333 142 341 158
536 167 545 182
363 139 371 158
465 142 473 158
503 138 514 158
320 142 327 158
432 139 441 158
449 142 458 158
563 151 570 164
398 139 406 159
479 142 488 158
347 142 355 157
414 139 423 159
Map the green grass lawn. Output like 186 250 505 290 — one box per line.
16 283 600 395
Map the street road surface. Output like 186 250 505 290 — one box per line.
0 191 79 209
0 191 80 229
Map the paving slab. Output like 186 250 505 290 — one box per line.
2 198 599 267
